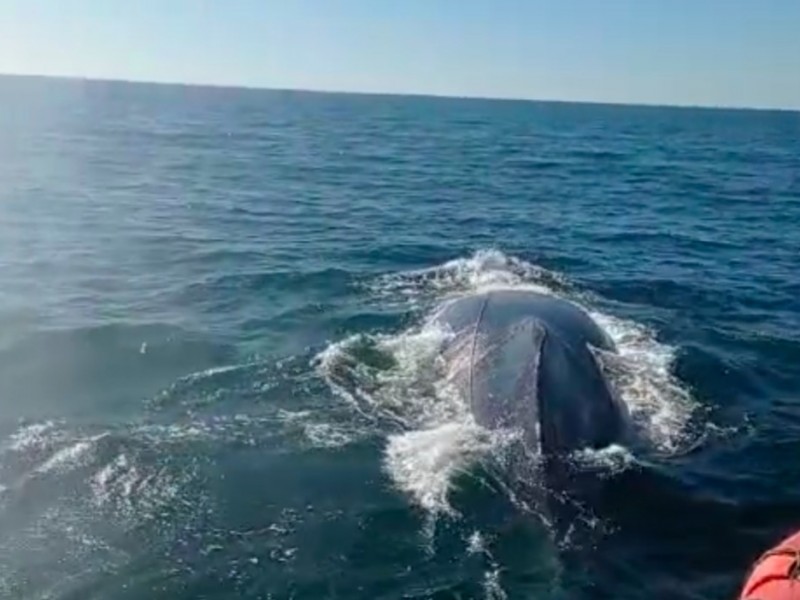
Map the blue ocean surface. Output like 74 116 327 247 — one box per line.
0 75 799 599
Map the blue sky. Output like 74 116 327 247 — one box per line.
1 0 799 109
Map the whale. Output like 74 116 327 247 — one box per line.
433 288 632 546
434 289 629 461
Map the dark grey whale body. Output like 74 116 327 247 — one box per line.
435 289 628 457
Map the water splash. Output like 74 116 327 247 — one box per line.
369 249 568 308
571 444 636 474
467 530 487 555
483 567 508 600
384 421 494 515
590 311 695 453
319 249 698 517
6 421 58 452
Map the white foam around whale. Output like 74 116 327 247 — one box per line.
318 249 697 515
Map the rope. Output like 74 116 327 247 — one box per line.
468 293 491 411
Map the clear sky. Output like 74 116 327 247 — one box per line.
1 0 799 109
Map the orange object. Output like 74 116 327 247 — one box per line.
740 530 800 600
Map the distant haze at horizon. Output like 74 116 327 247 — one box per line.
1 0 799 111
3 73 800 114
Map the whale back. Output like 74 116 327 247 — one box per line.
436 290 627 456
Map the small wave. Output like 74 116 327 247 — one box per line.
143 407 362 451
1 420 200 521
135 412 293 450
276 409 366 449
368 249 569 308
90 450 183 521
301 422 356 449
35 436 101 475
318 249 698 518
6 421 58 452
178 362 252 382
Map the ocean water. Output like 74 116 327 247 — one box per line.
0 75 799 599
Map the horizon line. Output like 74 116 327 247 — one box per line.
2 71 799 114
